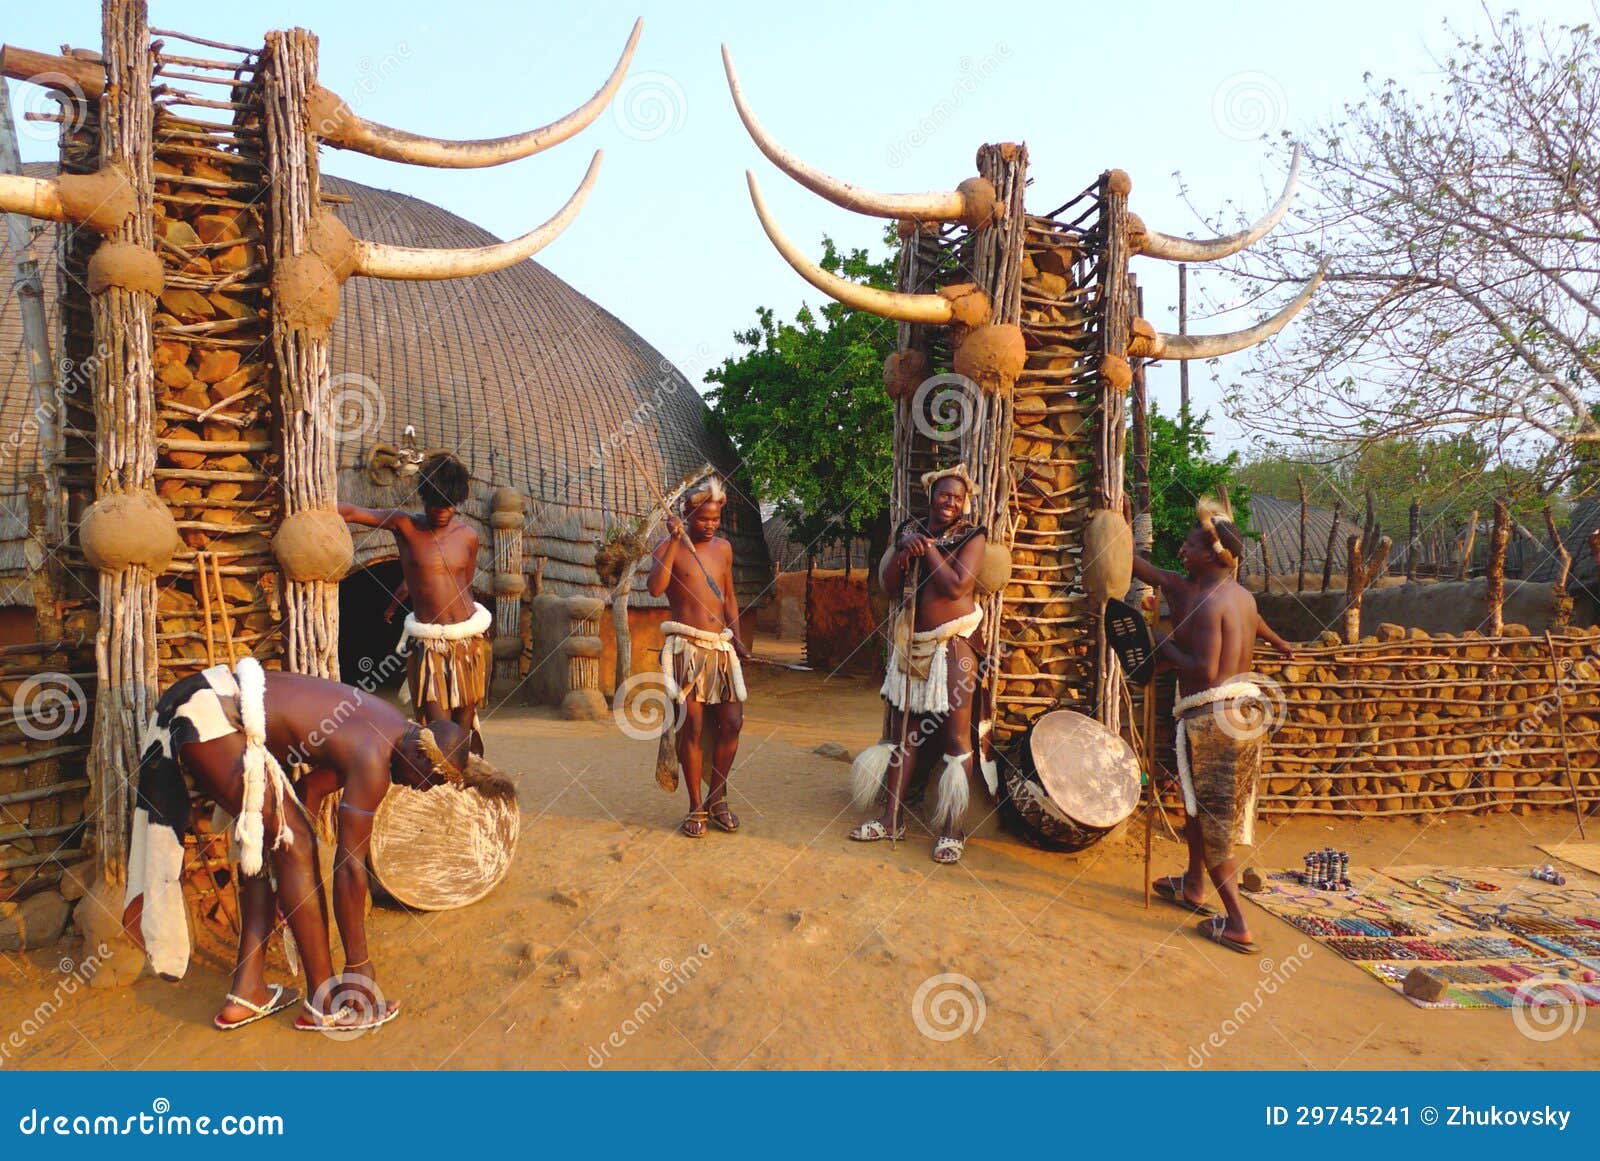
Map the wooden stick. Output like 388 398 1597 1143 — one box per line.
1457 508 1478 580
1545 631 1587 840
609 431 724 602
1321 500 1342 594
1487 498 1509 637
1406 499 1420 582
1297 475 1308 593
196 551 216 667
210 552 237 664
1343 535 1364 644
1143 674 1157 910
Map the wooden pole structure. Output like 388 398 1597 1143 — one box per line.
1457 508 1479 580
86 0 158 882
1545 631 1587 839
1486 498 1509 637
1097 170 1134 731
1544 506 1573 631
1406 499 1420 582
1321 500 1343 594
1296 475 1308 593
263 27 339 678
210 552 237 665
1343 536 1364 644
1129 288 1152 612
197 550 216 667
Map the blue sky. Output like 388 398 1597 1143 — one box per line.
7 0 1591 448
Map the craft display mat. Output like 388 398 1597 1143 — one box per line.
1244 864 1600 1009
1540 842 1600 877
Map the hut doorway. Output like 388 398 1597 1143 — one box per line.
338 559 408 693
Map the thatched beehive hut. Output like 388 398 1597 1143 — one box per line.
0 164 770 671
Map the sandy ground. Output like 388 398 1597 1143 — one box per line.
2 657 1597 1071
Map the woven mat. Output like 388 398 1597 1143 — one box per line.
1244 864 1600 1010
1540 842 1600 878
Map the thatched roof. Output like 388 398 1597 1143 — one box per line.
1527 498 1600 591
0 164 769 606
1239 494 1365 581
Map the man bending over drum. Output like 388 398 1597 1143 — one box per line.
647 475 751 838
339 452 492 755
124 659 493 1031
850 466 987 865
1129 496 1290 953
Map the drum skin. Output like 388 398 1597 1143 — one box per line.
999 710 1142 852
369 782 520 911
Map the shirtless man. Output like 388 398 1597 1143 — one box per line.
1130 497 1290 953
339 453 491 754
849 466 987 865
125 660 477 1031
645 476 750 837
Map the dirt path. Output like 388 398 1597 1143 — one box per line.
2 663 1594 1070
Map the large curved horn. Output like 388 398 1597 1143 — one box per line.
353 152 602 280
0 172 67 221
312 19 640 168
1138 146 1301 263
723 45 995 229
1141 262 1326 360
745 171 955 325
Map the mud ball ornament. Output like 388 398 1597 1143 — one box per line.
1081 509 1133 603
79 490 181 574
953 324 1026 396
271 508 355 582
883 348 931 401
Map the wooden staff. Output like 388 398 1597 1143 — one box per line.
1545 631 1587 839
210 552 237 664
608 430 723 602
196 550 216 666
1143 672 1157 909
889 556 920 850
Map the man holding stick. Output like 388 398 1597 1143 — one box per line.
645 475 750 837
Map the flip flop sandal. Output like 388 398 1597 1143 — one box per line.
294 999 403 1033
214 984 298 1031
848 819 906 842
708 801 740 833
1154 876 1218 916
932 837 965 865
1198 915 1258 955
681 810 709 838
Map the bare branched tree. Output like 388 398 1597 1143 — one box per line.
1217 7 1600 486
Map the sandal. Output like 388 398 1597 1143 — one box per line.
1197 915 1258 955
849 819 906 842
1153 875 1217 916
213 984 298 1031
293 998 402 1033
932 836 965 865
708 799 740 833
681 810 709 838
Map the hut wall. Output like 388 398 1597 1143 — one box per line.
1257 578 1593 643
805 570 881 677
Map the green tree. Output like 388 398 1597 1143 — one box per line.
705 235 899 568
1138 406 1252 571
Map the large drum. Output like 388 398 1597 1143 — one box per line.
999 710 1142 852
369 775 520 911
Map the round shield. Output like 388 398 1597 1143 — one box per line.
369 782 520 911
1029 710 1141 830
